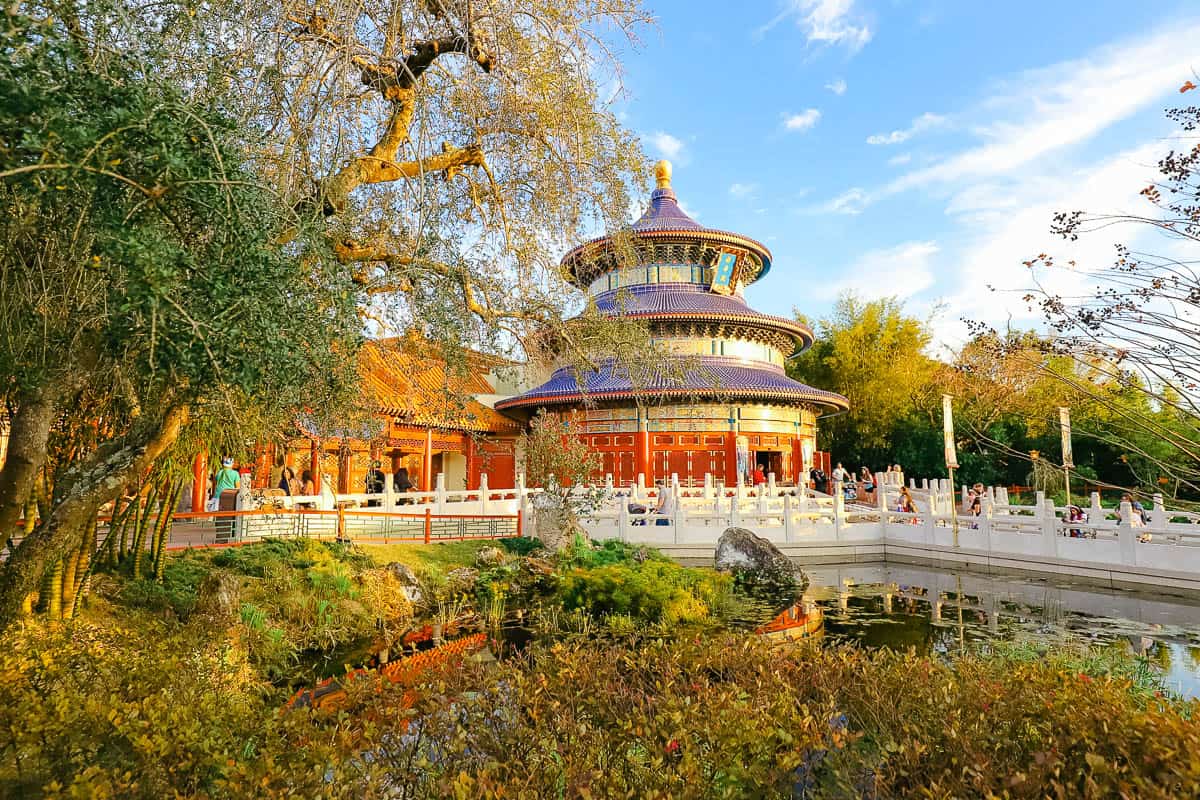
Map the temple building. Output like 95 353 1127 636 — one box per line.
213 337 520 507
496 161 848 487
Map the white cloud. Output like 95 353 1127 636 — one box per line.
867 112 946 145
759 0 872 52
887 24 1200 195
824 187 868 215
729 182 759 200
826 78 847 95
783 108 822 132
650 131 685 161
887 152 912 166
932 141 1163 346
822 22 1200 218
814 241 939 301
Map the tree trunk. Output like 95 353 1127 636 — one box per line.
69 524 97 619
131 483 161 581
0 385 60 542
60 544 80 617
40 558 62 618
152 481 181 583
531 492 581 552
0 405 190 632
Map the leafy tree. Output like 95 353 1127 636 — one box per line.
0 13 362 629
789 294 939 470
69 0 653 364
520 409 601 550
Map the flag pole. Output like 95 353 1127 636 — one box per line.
949 465 960 547
1059 407 1074 511
943 394 960 548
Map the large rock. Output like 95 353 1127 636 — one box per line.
385 562 422 603
714 527 807 588
195 570 241 621
475 546 506 568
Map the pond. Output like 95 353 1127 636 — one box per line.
762 561 1200 699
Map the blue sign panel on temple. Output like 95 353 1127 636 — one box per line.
711 250 737 295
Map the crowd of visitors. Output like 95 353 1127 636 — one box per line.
806 462 903 505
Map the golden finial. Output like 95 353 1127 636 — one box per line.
654 159 672 189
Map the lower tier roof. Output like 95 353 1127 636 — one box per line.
494 357 849 414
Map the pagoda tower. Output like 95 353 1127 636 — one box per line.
496 161 848 487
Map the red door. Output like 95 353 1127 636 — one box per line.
618 451 635 486
668 450 689 483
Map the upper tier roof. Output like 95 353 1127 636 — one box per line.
561 161 773 288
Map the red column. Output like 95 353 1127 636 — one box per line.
792 437 803 485
191 453 207 513
310 439 322 493
724 430 738 487
634 431 648 484
465 436 477 490
421 428 433 492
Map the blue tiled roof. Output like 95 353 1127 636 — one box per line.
495 357 849 412
631 187 703 231
593 284 813 346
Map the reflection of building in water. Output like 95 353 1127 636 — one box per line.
496 160 848 487
755 601 824 642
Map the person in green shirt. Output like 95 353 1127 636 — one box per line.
212 458 241 541
214 458 241 497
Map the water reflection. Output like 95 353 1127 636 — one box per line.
726 561 1200 699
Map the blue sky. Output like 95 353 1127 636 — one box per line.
608 0 1200 350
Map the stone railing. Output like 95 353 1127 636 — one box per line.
169 468 1200 592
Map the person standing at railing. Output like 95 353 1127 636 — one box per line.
1118 493 1151 542
212 458 240 541
810 466 829 495
393 467 415 505
652 479 675 526
298 470 316 509
278 466 299 496
752 465 766 489
859 467 875 505
1067 504 1087 538
365 461 385 507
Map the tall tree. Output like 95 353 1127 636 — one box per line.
0 12 361 628
73 0 652 363
790 294 939 469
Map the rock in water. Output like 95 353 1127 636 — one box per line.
715 527 806 588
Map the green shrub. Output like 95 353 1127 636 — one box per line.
209 538 369 577
120 553 211 617
498 536 544 557
557 560 733 625
256 636 1200 799
560 538 669 569
3 618 1198 798
0 618 275 798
